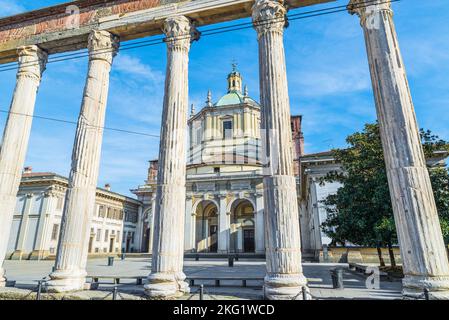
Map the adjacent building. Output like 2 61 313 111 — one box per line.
6 168 142 260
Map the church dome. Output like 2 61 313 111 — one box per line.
215 91 245 106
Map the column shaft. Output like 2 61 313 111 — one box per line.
145 15 198 299
252 0 308 300
349 0 449 299
47 30 118 293
0 45 47 285
348 0 449 299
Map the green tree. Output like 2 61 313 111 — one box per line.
321 123 449 266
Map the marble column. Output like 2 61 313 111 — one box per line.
254 193 265 254
0 45 47 286
218 195 230 253
349 0 449 299
144 16 198 299
46 30 119 293
252 0 308 300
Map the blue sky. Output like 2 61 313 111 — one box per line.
0 0 448 197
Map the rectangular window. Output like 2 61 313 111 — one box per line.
104 230 109 242
117 231 120 243
96 229 102 242
223 120 233 139
56 197 64 210
98 205 105 218
51 224 59 241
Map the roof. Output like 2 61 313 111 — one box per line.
20 171 141 204
215 91 245 107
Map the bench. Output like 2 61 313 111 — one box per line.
186 276 264 288
86 275 146 286
348 263 388 278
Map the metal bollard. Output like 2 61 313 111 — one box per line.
424 288 429 300
121 253 126 260
302 287 308 300
195 254 199 261
199 284 204 301
108 256 114 266
112 286 118 300
36 280 43 301
330 268 344 289
228 256 234 267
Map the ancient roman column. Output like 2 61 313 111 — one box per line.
0 45 47 286
144 15 198 299
46 30 119 293
252 0 308 300
349 0 449 299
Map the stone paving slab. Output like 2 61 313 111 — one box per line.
2 258 402 300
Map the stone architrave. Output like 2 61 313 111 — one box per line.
349 0 449 299
144 15 199 299
46 30 119 293
252 0 308 300
0 45 47 286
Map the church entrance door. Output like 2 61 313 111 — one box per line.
243 229 255 253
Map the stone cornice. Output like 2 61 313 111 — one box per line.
0 0 333 64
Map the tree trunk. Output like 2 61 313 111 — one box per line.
387 242 396 267
376 243 386 267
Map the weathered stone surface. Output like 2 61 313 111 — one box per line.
349 0 449 299
46 30 119 293
0 0 332 63
0 45 47 286
144 15 197 299
252 0 308 300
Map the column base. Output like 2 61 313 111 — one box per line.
402 275 449 300
46 269 87 293
264 273 310 300
144 272 190 299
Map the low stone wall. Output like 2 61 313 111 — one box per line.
319 247 402 264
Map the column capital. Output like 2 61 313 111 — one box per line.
252 0 287 38
16 45 48 81
87 30 120 64
348 0 393 26
163 16 200 52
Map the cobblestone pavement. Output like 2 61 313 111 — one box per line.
2 258 402 300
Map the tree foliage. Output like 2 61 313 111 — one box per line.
321 123 449 256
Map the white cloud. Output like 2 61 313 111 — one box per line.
114 54 164 83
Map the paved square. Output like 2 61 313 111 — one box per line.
2 258 402 300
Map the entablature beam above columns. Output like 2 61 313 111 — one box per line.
0 0 333 64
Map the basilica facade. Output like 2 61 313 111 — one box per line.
132 66 306 255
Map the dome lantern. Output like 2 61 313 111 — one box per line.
227 63 242 93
